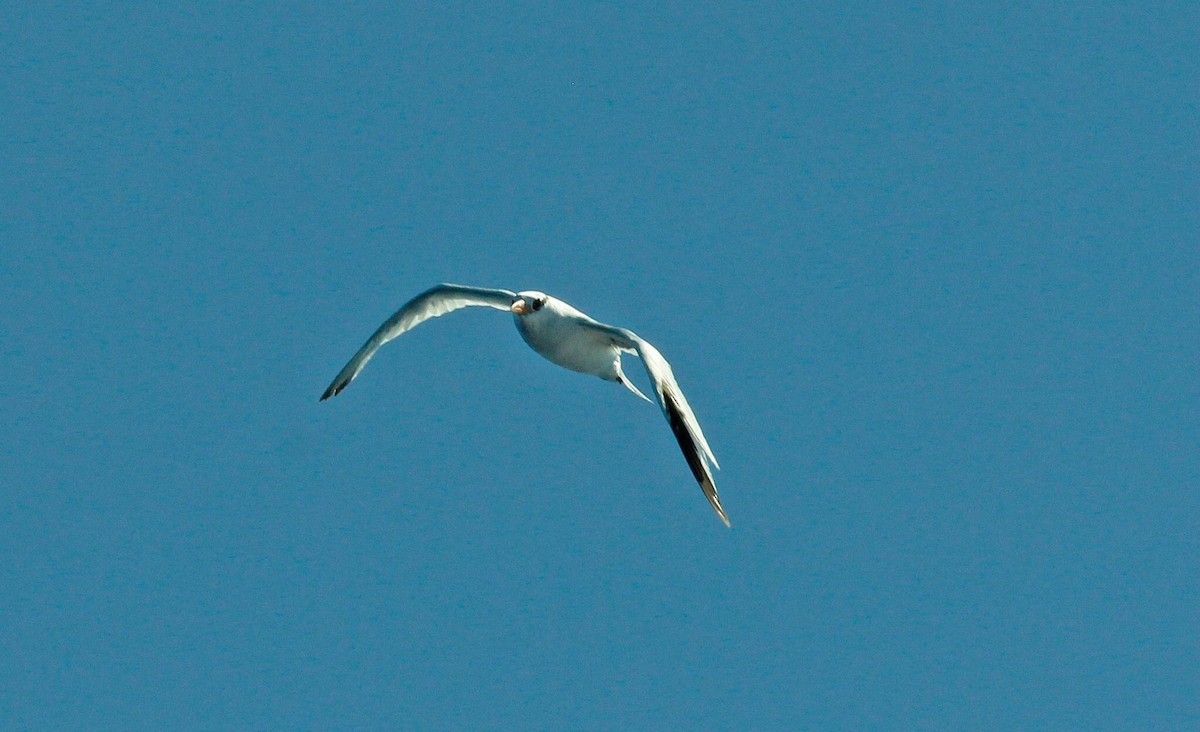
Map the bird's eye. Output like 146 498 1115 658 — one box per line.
532 298 545 311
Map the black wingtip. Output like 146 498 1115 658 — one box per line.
663 389 730 526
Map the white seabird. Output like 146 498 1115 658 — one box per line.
320 283 730 526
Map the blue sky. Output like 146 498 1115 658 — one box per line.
2 3 1197 729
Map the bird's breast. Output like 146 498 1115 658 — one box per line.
514 314 618 378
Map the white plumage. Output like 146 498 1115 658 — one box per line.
321 284 729 526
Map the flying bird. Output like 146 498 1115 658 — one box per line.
320 284 730 526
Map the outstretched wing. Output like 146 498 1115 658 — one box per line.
578 320 729 527
320 284 515 400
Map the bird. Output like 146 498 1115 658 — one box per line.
319 283 730 526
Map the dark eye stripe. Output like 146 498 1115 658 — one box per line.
532 299 544 311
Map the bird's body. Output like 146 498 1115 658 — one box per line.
320 284 729 526
512 296 648 400
513 296 616 378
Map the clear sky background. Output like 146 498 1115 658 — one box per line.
2 3 1197 730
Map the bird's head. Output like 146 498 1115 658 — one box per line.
510 291 549 316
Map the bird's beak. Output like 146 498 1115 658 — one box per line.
510 299 531 315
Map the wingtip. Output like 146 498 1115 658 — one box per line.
713 500 732 528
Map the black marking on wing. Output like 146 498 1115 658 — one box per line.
666 390 707 486
663 387 730 526
320 358 364 400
